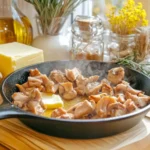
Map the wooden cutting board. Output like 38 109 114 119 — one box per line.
0 94 150 150
0 118 149 150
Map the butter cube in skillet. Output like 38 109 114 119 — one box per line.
42 93 64 109
0 42 44 78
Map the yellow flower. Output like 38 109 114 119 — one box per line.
137 3 142 9
107 0 148 35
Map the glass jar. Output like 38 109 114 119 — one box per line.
134 27 149 62
107 33 136 60
0 0 33 45
71 15 104 61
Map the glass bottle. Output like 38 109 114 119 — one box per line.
0 0 33 45
72 15 104 61
107 33 136 60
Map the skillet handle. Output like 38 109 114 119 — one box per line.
0 103 33 119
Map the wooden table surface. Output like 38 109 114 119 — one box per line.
0 118 149 150
0 90 150 150
0 93 150 150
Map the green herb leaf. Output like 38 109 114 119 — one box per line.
117 55 150 77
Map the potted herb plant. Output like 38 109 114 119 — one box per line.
25 0 86 61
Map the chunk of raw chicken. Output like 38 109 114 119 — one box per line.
30 68 41 77
127 87 142 95
75 75 99 96
89 93 107 103
12 88 45 115
114 83 127 95
16 82 44 96
12 92 29 108
59 113 74 119
27 100 45 115
114 83 142 95
51 108 67 118
107 102 126 117
96 96 117 118
75 75 88 95
59 82 77 100
31 74 58 93
65 68 81 82
41 74 58 93
29 88 42 101
125 92 150 108
26 85 45 93
116 93 126 103
124 99 137 113
51 108 74 119
101 83 114 95
28 76 43 87
26 89 45 115
85 82 102 96
100 78 110 85
88 75 99 83
17 72 59 94
49 70 68 83
107 67 125 85
67 100 95 119
16 84 28 94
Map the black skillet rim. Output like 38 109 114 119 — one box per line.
1 60 150 123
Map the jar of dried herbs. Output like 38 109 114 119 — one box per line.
107 33 136 60
71 15 104 61
134 27 150 62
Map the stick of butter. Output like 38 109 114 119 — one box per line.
0 42 44 78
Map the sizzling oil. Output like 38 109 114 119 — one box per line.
43 94 86 118
0 16 33 45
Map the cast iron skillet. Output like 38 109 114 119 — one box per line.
1 60 150 139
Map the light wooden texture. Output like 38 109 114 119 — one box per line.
0 93 150 150
120 119 150 150
146 111 150 117
0 117 150 150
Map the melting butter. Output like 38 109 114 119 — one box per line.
42 93 87 118
42 93 64 110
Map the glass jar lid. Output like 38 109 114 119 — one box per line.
72 15 103 42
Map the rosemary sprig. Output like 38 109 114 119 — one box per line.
117 55 150 77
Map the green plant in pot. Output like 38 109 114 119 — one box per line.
25 0 87 61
